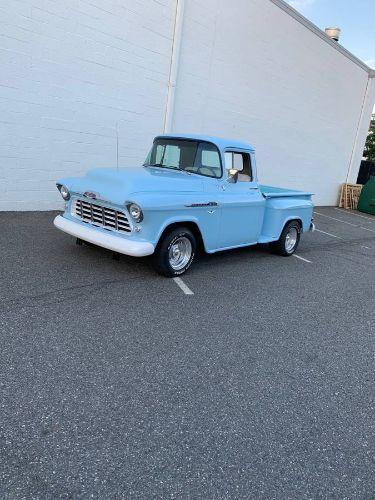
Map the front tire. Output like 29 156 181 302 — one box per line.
270 220 301 256
153 227 196 277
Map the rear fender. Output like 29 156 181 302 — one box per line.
260 198 313 242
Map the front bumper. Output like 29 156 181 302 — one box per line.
54 215 155 257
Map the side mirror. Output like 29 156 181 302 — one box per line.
227 168 239 183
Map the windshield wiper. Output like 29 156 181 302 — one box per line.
145 163 185 172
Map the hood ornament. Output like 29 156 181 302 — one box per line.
84 191 99 200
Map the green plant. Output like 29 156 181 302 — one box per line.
364 114 375 161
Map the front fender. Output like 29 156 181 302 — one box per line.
127 190 220 252
156 214 202 244
136 206 219 252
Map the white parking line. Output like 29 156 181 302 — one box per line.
360 226 375 234
293 254 312 263
173 277 194 295
334 208 375 222
315 228 343 239
315 211 358 226
315 227 372 250
315 212 375 233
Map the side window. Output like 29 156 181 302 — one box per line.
225 152 233 170
233 153 244 171
225 151 252 182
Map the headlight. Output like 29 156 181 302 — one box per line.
128 203 143 222
57 184 70 201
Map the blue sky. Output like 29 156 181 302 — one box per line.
287 0 375 68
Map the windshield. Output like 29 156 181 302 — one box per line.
144 138 222 179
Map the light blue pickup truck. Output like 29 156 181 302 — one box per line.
54 134 314 276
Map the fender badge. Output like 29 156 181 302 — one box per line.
185 202 218 208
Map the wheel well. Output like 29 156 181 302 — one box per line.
285 218 303 232
157 222 205 252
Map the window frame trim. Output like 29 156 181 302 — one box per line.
223 148 253 182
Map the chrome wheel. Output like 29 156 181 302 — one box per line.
285 227 298 252
168 236 192 271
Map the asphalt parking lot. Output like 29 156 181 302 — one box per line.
1 206 374 499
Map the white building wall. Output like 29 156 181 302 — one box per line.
171 0 373 205
0 0 373 210
0 0 176 210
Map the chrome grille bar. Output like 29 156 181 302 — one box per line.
72 199 131 233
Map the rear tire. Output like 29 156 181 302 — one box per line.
270 220 301 256
153 227 196 277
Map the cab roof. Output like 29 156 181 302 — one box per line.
155 133 255 152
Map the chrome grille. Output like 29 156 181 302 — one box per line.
72 199 131 233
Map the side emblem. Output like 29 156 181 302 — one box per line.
185 202 218 208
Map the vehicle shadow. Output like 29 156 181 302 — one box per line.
194 243 272 270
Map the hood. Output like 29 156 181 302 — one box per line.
60 167 205 205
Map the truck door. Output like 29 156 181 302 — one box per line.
218 150 265 248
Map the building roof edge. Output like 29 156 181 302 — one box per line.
269 0 373 74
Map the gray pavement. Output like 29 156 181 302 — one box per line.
0 207 374 499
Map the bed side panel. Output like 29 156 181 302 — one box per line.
259 196 313 242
